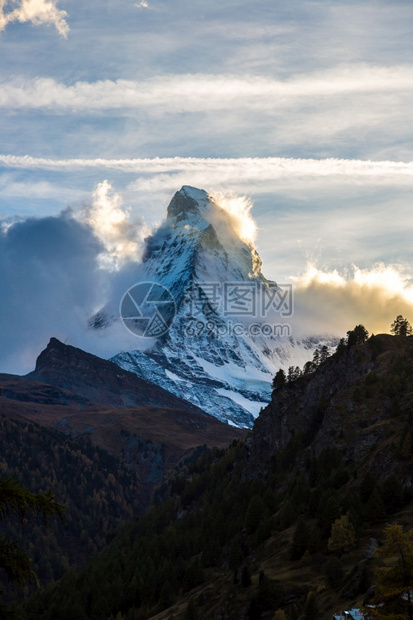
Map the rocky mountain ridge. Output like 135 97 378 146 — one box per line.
1 337 244 495
26 336 206 412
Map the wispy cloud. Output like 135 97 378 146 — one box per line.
0 63 411 160
0 0 69 37
0 66 412 110
1 155 412 284
1 154 413 184
135 1 148 8
2 189 413 374
0 173 82 202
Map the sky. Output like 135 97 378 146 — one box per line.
1 0 413 372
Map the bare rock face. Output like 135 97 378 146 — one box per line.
166 186 207 220
26 337 207 413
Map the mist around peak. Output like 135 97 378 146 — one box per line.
2 181 413 375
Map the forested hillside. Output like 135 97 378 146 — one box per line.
0 339 244 613
20 330 413 619
0 415 142 598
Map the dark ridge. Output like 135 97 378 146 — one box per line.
25 337 209 414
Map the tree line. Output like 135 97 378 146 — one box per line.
273 315 412 390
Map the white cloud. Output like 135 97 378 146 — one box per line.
212 192 257 244
0 64 411 160
0 0 69 37
135 1 148 8
75 180 150 270
0 65 412 111
1 155 412 283
292 263 413 337
1 177 413 373
1 154 413 183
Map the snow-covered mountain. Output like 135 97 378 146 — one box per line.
98 186 335 429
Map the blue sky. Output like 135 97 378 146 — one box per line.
1 0 413 371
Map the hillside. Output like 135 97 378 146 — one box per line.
0 414 143 598
20 332 413 619
0 338 244 485
250 333 413 480
0 339 244 601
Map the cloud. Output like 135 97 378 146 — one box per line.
212 192 257 244
292 263 413 337
0 65 412 111
0 210 103 372
0 0 69 37
0 182 152 374
1 154 413 182
1 178 413 375
75 180 150 270
0 63 412 161
1 156 412 286
0 172 83 204
135 1 148 8
2 158 412 283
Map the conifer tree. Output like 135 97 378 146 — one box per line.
320 344 330 363
241 563 251 588
312 349 321 366
328 514 356 553
245 494 266 534
347 324 369 346
278 500 295 530
159 580 175 609
290 519 309 560
324 556 345 589
365 487 386 521
185 598 197 620
363 524 413 619
390 315 413 337
335 337 347 356
287 366 302 382
0 476 64 589
272 368 286 390
303 360 316 375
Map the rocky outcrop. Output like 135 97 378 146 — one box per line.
247 335 403 475
26 337 208 413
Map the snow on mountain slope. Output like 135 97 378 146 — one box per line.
105 186 336 428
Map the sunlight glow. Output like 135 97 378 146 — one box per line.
214 192 257 244
77 180 148 270
293 262 413 335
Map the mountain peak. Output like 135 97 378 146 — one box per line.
142 185 266 290
167 186 212 222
